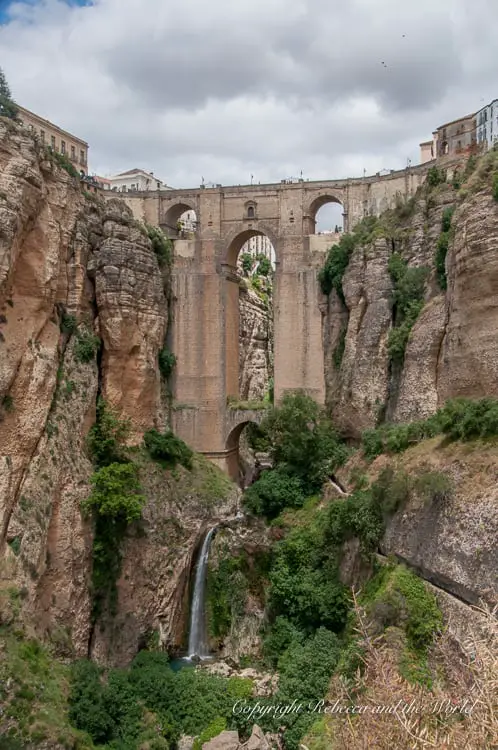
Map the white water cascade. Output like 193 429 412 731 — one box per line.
187 527 216 659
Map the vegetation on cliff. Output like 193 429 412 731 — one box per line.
0 67 18 120
361 395 498 461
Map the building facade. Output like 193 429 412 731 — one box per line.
433 113 477 159
107 168 172 192
419 139 435 163
17 105 88 174
476 99 498 150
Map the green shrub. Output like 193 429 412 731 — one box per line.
207 554 248 640
74 328 100 363
243 469 306 519
318 215 380 300
87 398 130 468
158 346 176 379
493 172 498 202
437 396 498 440
245 422 271 452
47 149 80 179
435 231 450 290
143 428 193 470
262 617 305 667
427 166 446 187
2 394 14 413
82 462 145 523
371 466 410 515
240 252 254 276
256 254 272 276
193 717 227 750
387 253 429 365
145 224 172 266
60 312 77 334
361 415 441 461
413 470 453 504
82 462 145 619
259 391 349 494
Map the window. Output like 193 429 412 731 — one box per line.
80 150 85 164
71 145 76 159
247 205 255 218
40 129 45 143
61 140 66 154
51 135 56 149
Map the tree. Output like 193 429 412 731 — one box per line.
258 391 349 493
0 67 18 121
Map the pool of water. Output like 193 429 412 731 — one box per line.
169 655 215 672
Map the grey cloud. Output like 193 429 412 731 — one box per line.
0 0 497 190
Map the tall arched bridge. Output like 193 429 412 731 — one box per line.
118 164 432 478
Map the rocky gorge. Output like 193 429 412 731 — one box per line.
0 114 497 750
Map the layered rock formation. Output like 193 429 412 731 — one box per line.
0 120 237 663
323 165 498 435
239 280 273 401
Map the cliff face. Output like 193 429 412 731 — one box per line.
0 120 236 663
323 161 498 435
239 280 273 401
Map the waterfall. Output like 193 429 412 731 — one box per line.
187 526 216 659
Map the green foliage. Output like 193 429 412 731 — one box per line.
333 326 346 369
193 717 227 750
371 466 410 515
361 414 441 461
365 564 443 652
234 628 342 750
463 154 477 181
87 398 131 468
207 554 248 640
158 346 176 379
81 463 145 524
413 470 453 504
83 415 144 621
68 650 256 747
74 327 100 363
259 391 349 494
437 396 498 441
387 253 429 365
145 224 172 266
441 205 455 232
269 518 350 634
240 252 254 276
256 254 272 276
262 616 305 668
245 422 271 452
60 311 77 334
8 536 21 555
427 166 446 187
435 205 455 290
2 394 14 412
0 67 19 121
318 232 356 300
48 148 80 179
244 469 306 519
493 172 498 202
435 231 450 290
143 428 193 470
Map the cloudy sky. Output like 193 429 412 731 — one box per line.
0 0 497 227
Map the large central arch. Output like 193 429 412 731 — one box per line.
223 229 276 401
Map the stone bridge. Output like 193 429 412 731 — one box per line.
118 163 432 478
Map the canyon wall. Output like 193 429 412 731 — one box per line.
0 119 237 663
322 158 498 436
